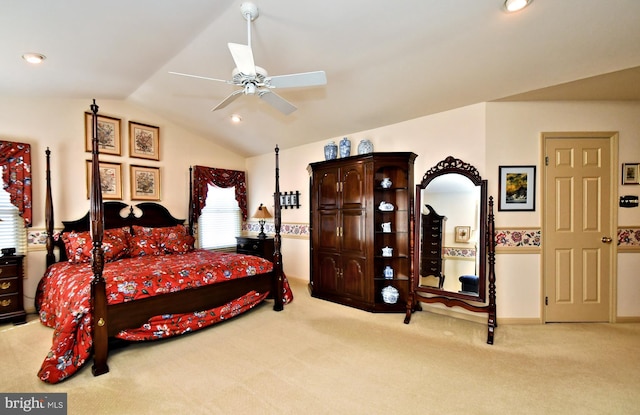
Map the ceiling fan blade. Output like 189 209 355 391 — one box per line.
228 43 256 77
169 71 231 84
211 89 244 112
266 71 327 88
258 90 297 115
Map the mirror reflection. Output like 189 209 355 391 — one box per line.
419 173 481 296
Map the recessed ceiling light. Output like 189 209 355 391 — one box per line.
504 0 533 13
22 53 46 64
230 114 242 123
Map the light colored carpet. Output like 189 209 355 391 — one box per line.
1 277 639 414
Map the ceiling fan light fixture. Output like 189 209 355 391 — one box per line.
504 0 532 13
22 53 46 64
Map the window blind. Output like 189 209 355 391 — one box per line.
198 184 241 250
0 187 27 254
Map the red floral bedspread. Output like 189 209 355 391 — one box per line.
36 250 292 384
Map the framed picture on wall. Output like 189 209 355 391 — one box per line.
129 121 160 160
498 165 536 211
622 163 640 185
130 165 160 200
85 112 121 155
455 226 471 243
86 160 123 200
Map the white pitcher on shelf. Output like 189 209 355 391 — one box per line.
381 222 391 233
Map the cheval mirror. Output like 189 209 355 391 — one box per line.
404 156 497 344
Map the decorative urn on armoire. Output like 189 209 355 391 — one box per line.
339 137 351 158
324 141 338 160
357 139 373 155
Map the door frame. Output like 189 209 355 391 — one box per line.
540 131 619 323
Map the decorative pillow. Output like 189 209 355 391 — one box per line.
127 234 163 257
61 227 130 263
130 225 194 256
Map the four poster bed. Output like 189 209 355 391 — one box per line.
36 101 291 383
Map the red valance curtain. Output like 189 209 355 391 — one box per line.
0 141 32 226
192 165 248 222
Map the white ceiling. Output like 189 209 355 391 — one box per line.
2 0 639 157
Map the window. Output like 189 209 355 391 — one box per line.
198 184 241 250
0 186 27 254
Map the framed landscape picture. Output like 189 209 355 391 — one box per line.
129 121 160 160
498 165 536 211
86 160 123 200
130 165 160 201
85 112 122 155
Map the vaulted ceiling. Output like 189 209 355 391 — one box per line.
2 1 639 157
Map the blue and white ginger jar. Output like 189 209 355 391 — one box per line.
324 141 338 160
339 137 351 158
357 139 373 154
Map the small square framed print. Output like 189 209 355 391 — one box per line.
455 226 471 243
86 160 123 200
130 165 160 201
622 163 640 185
129 121 160 161
85 112 121 155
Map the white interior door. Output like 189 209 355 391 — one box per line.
543 132 617 322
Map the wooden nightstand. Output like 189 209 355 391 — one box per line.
0 254 26 325
236 236 275 262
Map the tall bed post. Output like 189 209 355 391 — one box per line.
88 100 109 376
44 148 55 268
272 145 284 311
188 166 194 236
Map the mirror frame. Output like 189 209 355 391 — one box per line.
405 156 497 345
414 156 487 302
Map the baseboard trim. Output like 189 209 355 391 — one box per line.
616 316 640 323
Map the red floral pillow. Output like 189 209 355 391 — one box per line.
61 227 130 263
130 225 194 256
128 234 163 257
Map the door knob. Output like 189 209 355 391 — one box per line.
601 236 613 243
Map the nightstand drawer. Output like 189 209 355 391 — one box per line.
0 293 20 313
237 240 264 252
0 277 18 294
236 236 275 262
0 254 26 325
0 263 18 278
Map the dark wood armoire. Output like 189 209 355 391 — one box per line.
308 152 417 312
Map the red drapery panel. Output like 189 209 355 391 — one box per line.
0 141 32 226
192 165 247 222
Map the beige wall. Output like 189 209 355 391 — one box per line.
0 97 246 310
247 101 640 321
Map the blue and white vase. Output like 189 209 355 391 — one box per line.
339 137 351 158
357 139 373 154
324 141 338 160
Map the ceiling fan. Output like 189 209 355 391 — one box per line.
169 2 327 115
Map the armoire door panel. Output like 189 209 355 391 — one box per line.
317 211 339 251
315 254 339 294
341 164 365 209
341 210 366 255
317 170 339 210
342 256 367 300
